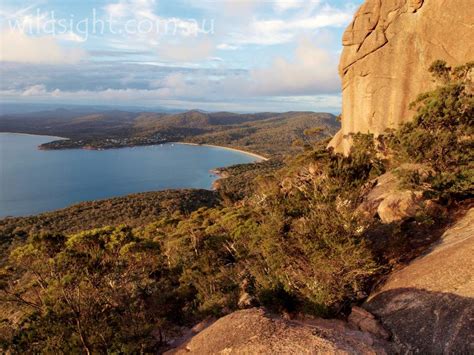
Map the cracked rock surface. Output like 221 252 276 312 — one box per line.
330 0 474 154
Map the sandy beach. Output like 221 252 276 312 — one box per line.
175 142 269 161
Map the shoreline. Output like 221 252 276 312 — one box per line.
175 142 269 161
0 131 268 161
1 133 268 218
0 131 67 141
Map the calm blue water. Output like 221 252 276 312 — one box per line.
0 133 261 217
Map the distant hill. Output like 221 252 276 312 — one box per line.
0 109 340 156
0 102 181 115
0 109 142 138
186 112 339 156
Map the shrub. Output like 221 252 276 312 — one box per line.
1 227 176 353
387 61 474 200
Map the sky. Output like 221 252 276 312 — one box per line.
0 0 363 112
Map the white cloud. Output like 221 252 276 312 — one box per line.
0 30 86 64
273 0 317 13
222 4 353 46
20 84 48 96
102 0 216 62
0 84 341 112
139 39 341 99
1 36 339 101
217 43 239 50
105 0 157 20
20 84 62 97
203 38 340 96
221 0 260 16
248 38 340 95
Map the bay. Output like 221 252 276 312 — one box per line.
0 133 261 217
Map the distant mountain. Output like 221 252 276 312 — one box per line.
0 102 182 115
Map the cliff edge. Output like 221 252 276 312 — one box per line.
329 0 474 154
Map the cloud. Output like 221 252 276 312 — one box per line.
186 0 261 15
105 0 158 19
102 0 216 62
217 43 239 50
0 1 351 111
193 39 341 97
0 37 339 101
273 0 318 12
0 30 87 64
220 0 261 16
185 39 340 97
20 84 48 96
140 39 340 99
158 38 215 62
55 32 87 43
20 84 62 97
0 84 341 112
248 38 340 95
230 6 353 46
201 2 354 48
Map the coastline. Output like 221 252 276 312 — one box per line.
175 142 269 161
1 133 267 216
0 131 269 161
0 132 67 141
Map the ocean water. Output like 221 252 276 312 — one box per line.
0 133 261 217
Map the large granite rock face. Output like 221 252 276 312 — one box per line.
167 308 391 354
330 0 474 154
364 208 474 353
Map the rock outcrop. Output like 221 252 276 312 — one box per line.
166 308 391 354
364 208 474 353
357 164 442 223
348 306 391 341
330 0 474 154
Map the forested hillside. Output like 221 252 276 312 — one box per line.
0 110 339 156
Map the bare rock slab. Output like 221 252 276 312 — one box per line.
364 208 474 353
166 308 391 354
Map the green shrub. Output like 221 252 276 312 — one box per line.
1 227 176 353
386 61 474 200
